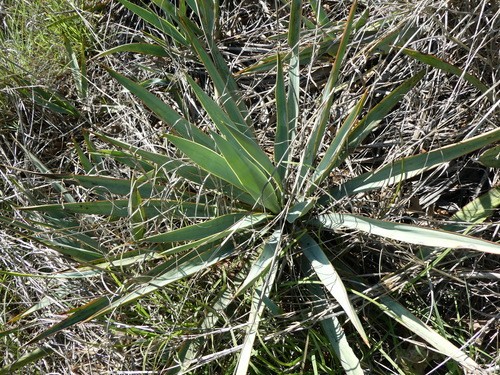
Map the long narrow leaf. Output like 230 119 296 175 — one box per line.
107 69 214 148
211 133 281 213
21 200 217 219
314 213 500 254
299 0 358 184
329 127 500 200
309 91 368 191
116 0 187 46
300 234 370 346
400 48 493 103
236 236 280 375
186 75 279 185
275 55 289 180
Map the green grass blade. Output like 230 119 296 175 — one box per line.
106 69 214 148
315 213 500 254
330 127 500 199
116 0 187 46
96 43 169 58
129 178 146 241
143 213 269 243
300 234 370 346
73 139 93 173
300 0 358 183
310 91 368 191
400 48 494 103
308 0 329 26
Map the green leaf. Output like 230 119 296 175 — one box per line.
365 294 482 373
330 127 500 200
306 281 363 375
286 198 316 223
236 230 281 296
116 0 187 46
479 145 500 168
106 69 214 148
96 43 169 58
315 213 500 254
21 200 217 219
43 174 160 197
274 55 289 180
91 243 236 319
143 213 269 243
129 178 146 240
400 48 494 103
180 16 251 137
0 346 54 374
211 132 281 213
168 134 281 212
299 0 358 185
443 187 500 232
236 242 279 375
300 234 370 346
346 70 426 153
310 91 368 191
186 75 279 185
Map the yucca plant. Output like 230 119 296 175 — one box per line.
2 0 499 373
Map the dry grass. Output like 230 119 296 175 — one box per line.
0 0 498 373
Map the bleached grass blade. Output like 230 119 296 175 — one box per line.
330 127 500 199
315 213 500 254
300 234 370 346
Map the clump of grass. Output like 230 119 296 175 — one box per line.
1 0 499 373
